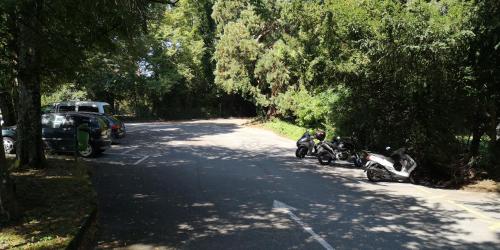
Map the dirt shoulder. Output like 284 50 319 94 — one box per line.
0 159 96 249
462 180 500 193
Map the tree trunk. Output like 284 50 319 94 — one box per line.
2 5 19 127
16 0 45 168
469 123 484 157
266 105 277 118
0 123 20 224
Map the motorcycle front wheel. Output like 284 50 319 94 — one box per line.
295 147 308 158
318 151 332 165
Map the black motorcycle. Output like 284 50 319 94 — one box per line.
295 130 326 158
316 140 337 165
317 136 364 167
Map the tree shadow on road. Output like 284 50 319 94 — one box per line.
91 122 500 249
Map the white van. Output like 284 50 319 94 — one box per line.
49 101 113 115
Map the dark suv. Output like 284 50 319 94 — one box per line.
42 112 111 157
2 113 111 157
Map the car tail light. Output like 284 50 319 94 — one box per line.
111 124 119 130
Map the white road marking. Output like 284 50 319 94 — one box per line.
273 200 334 250
82 159 126 166
121 147 138 155
134 155 149 165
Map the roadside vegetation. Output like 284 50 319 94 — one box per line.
210 0 500 186
261 119 307 141
0 159 95 249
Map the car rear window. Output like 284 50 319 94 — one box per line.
78 106 99 113
58 105 75 112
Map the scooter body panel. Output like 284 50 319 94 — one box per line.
366 153 418 180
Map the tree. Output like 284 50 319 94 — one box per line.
0 123 19 224
0 0 180 168
0 0 180 224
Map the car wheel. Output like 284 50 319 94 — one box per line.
79 143 95 158
3 137 15 154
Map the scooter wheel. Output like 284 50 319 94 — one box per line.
367 168 380 182
295 147 308 158
318 151 332 165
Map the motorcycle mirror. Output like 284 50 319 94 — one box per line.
385 146 391 151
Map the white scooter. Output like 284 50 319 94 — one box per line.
364 147 419 184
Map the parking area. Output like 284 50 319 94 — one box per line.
87 119 500 249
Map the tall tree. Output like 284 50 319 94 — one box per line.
0 123 19 224
0 0 179 168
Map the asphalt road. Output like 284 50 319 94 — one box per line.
89 119 500 249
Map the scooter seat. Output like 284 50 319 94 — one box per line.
369 153 395 164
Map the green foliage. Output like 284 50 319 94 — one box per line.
275 87 343 129
212 0 500 179
41 84 88 106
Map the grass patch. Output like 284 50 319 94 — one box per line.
0 159 95 249
259 119 308 140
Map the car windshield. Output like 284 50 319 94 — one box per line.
78 105 99 113
58 105 75 112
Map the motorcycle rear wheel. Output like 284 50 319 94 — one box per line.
318 151 332 165
295 147 308 158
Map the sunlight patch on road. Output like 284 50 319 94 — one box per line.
191 202 215 207
414 186 500 232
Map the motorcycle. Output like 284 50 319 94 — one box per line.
317 136 364 167
295 130 326 158
331 137 355 160
364 147 418 183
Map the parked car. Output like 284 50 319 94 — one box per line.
2 112 112 157
99 114 126 143
497 120 500 141
78 112 126 143
47 101 113 115
42 112 112 157
46 101 126 142
2 125 16 154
